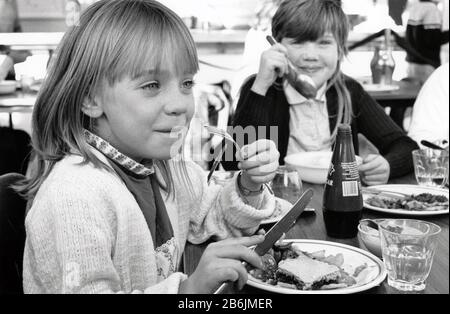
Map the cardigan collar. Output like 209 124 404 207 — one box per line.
84 129 155 177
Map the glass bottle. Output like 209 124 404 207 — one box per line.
370 45 381 84
322 124 363 238
371 29 396 85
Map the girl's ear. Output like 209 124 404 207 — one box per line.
81 97 104 118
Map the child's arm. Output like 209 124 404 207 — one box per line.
186 161 276 244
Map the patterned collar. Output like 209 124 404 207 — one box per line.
84 129 154 177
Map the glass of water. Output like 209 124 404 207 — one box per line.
379 219 441 292
270 166 303 205
412 149 449 188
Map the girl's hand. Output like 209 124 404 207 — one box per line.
359 154 390 186
238 139 280 191
179 235 265 294
251 44 288 96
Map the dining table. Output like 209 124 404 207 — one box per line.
183 173 449 294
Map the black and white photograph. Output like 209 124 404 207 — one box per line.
0 0 448 298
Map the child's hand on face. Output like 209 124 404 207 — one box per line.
237 139 280 191
179 235 265 293
359 154 390 186
252 44 288 96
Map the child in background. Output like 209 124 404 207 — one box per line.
0 0 31 80
229 0 418 186
18 0 279 294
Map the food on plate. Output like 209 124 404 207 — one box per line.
248 243 366 290
365 193 448 211
276 252 342 290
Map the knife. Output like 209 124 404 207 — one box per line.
420 140 444 151
214 188 314 294
254 188 314 255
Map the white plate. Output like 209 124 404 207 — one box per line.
363 184 449 216
247 239 386 294
262 197 315 224
362 84 400 92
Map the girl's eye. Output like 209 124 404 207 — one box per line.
319 40 332 46
182 79 195 90
141 81 160 90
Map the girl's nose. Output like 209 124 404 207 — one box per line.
300 43 319 61
164 94 190 116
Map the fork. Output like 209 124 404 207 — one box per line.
204 125 241 151
204 125 241 184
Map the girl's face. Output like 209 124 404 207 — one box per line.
92 67 195 161
281 32 339 89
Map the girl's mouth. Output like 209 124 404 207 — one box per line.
299 66 322 74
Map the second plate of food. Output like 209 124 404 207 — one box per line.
363 184 449 216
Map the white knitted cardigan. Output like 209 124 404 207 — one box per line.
23 150 275 294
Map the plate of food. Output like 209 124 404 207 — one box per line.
262 197 315 224
363 184 449 216
247 240 386 294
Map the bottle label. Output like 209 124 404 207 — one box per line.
327 161 360 197
342 181 359 197
341 161 359 197
341 161 359 180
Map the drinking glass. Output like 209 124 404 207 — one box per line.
412 149 449 188
379 219 441 292
270 166 303 205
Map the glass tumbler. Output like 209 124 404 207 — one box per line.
412 149 449 188
379 219 441 292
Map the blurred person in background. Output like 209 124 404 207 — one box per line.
405 0 449 83
0 0 31 80
408 62 449 148
0 0 32 177
441 0 449 63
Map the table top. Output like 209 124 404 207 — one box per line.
183 173 449 294
363 80 421 102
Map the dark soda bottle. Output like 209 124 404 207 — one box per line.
323 124 363 238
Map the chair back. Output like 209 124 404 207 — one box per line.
0 173 26 295
0 127 32 176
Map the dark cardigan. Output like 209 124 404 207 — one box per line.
222 75 418 179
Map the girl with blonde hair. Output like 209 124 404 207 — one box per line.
19 0 279 294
